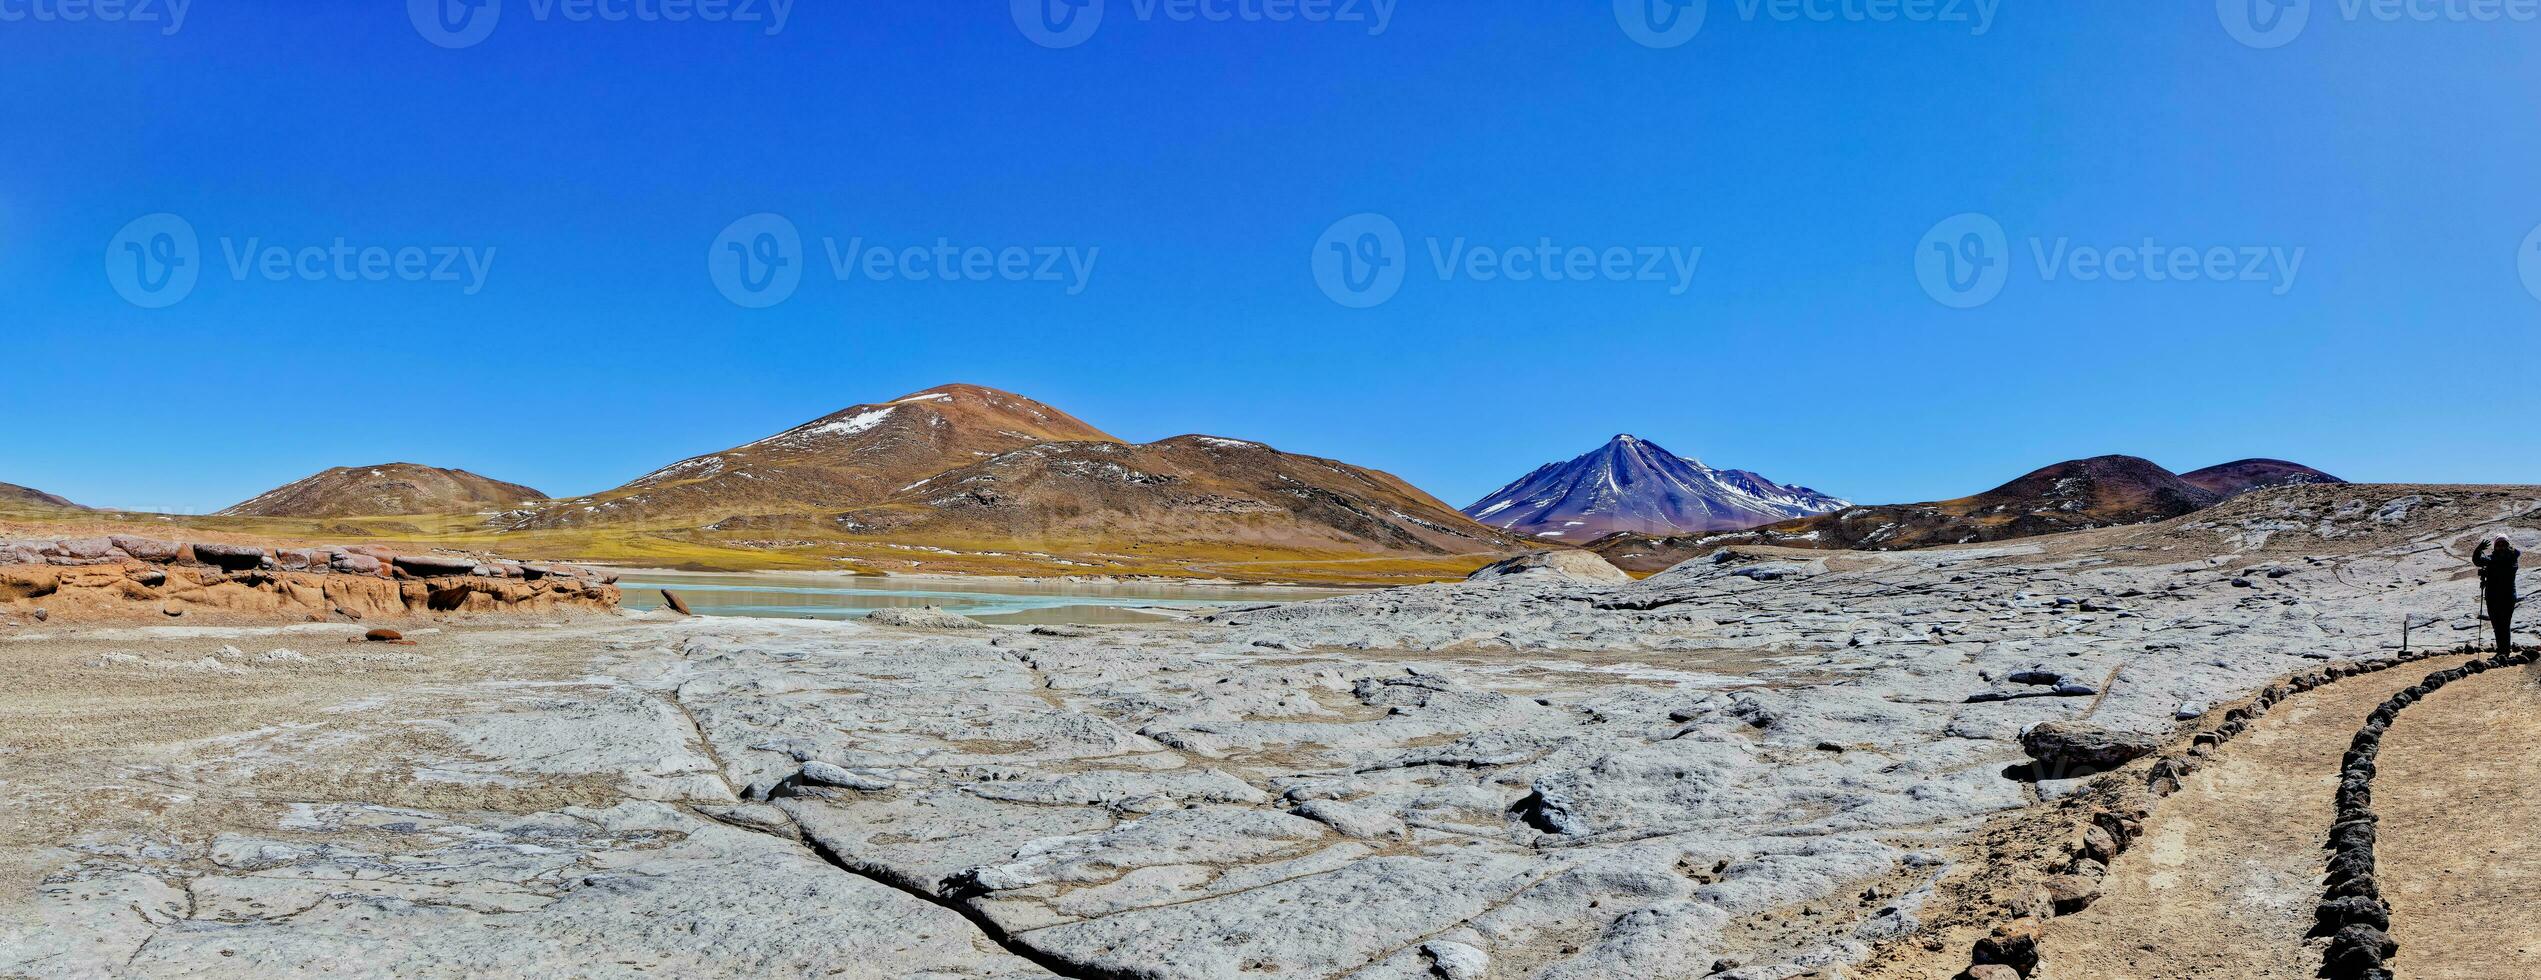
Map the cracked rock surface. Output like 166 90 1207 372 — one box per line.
1 484 2533 978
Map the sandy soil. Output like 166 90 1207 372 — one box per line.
2033 654 2481 979
2376 657 2541 979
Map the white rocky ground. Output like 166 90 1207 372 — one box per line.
0 486 2532 979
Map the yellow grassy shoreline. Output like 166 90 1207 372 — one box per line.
0 503 1497 588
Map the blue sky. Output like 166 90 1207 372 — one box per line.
4 1 2538 513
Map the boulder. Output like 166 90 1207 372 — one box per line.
109 536 183 562
2043 874 2100 914
2081 824 2119 864
1971 917 2042 973
2021 722 2159 773
51 538 117 561
1466 550 1631 585
191 543 271 572
392 554 480 577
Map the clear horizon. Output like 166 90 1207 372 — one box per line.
8 4 2539 513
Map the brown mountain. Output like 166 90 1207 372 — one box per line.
0 483 84 510
219 464 547 518
516 384 1117 529
1592 455 2228 571
831 435 1524 558
2180 458 2345 498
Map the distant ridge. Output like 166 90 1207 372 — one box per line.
221 464 546 518
1464 435 1846 539
1591 454 2304 572
0 482 84 511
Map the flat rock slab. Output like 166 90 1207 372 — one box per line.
8 802 1049 979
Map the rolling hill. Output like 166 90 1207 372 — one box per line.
218 464 546 518
1592 455 2263 572
833 434 1523 558
0 483 84 511
2180 458 2346 498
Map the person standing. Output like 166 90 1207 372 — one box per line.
2475 537 2522 653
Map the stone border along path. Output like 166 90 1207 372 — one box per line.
1944 644 2473 980
2315 646 2540 980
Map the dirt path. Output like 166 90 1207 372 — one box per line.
2033 655 2479 979
2374 657 2541 979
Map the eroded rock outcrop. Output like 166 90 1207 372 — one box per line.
0 536 618 622
1465 549 1634 585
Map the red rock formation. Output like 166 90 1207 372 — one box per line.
0 536 619 624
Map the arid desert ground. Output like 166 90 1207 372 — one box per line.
2 484 2535 979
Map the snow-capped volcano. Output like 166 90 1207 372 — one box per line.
1464 435 1848 539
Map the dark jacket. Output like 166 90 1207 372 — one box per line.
2476 541 2521 603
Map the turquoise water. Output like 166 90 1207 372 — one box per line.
615 570 1348 626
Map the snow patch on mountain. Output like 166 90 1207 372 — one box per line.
749 407 896 450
